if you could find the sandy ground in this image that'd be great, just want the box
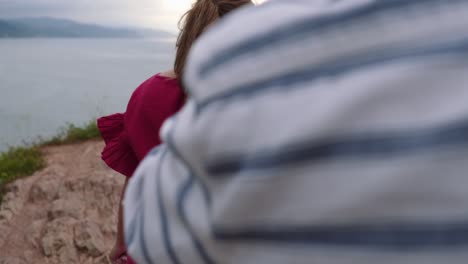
[0,140,124,264]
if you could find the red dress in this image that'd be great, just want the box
[97,74,185,264]
[97,74,185,177]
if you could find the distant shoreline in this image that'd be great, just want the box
[0,17,175,39]
[0,36,177,41]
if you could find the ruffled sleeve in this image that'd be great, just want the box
[97,113,139,177]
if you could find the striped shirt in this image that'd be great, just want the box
[123,0,468,263]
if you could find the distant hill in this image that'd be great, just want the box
[0,20,30,37]
[0,17,174,38]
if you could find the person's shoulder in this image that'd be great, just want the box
[127,71,184,117]
[132,72,181,98]
[137,72,177,89]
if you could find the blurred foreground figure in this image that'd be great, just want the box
[124,0,468,263]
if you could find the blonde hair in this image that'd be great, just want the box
[174,0,252,80]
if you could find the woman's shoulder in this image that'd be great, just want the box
[138,71,180,94]
[128,72,182,105]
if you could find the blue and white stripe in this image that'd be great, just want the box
[124,0,468,263]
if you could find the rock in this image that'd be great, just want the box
[94,255,111,264]
[4,182,20,194]
[1,192,21,215]
[25,220,45,249]
[100,221,117,237]
[57,247,79,264]
[73,220,106,257]
[29,179,59,202]
[41,218,78,262]
[41,228,68,256]
[47,199,80,220]
[56,182,70,200]
[0,142,125,263]
[0,226,9,246]
[22,250,34,262]
[0,209,13,222]
[0,257,26,264]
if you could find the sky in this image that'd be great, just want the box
[0,0,194,32]
[0,0,266,33]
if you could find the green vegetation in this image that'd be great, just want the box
[0,146,45,204]
[42,120,100,146]
[0,120,100,204]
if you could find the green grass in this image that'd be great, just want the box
[0,120,101,204]
[42,120,100,146]
[0,146,45,204]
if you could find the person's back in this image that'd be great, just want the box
[124,0,468,263]
[98,1,253,262]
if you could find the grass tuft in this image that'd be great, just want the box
[0,120,101,204]
[42,120,100,146]
[0,146,45,204]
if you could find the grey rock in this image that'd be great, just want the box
[0,257,26,264]
[29,179,59,202]
[41,218,78,262]
[47,199,80,220]
[73,220,106,257]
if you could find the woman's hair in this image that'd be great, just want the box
[174,0,252,79]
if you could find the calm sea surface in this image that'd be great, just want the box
[0,38,175,152]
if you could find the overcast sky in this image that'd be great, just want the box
[0,0,194,32]
[0,0,267,32]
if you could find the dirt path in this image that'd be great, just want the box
[0,140,124,264]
